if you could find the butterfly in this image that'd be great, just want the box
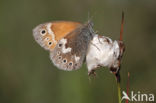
[33,21,94,71]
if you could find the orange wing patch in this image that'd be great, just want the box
[51,21,82,41]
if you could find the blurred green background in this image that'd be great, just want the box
[0,0,156,103]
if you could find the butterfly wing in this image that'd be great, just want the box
[50,21,94,71]
[33,21,82,51]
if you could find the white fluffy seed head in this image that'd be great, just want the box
[86,34,120,73]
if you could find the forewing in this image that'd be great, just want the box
[33,21,82,51]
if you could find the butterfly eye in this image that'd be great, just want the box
[48,41,52,46]
[63,59,67,64]
[40,29,46,36]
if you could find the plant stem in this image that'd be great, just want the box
[117,82,121,103]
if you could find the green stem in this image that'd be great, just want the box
[117,82,121,103]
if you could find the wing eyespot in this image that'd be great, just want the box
[44,37,49,42]
[63,59,67,64]
[48,41,52,46]
[58,56,62,59]
[75,64,78,66]
[58,44,62,48]
[69,62,73,66]
[57,51,60,55]
[45,37,49,41]
[40,29,47,36]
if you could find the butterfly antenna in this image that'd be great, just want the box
[120,11,124,41]
[88,11,91,21]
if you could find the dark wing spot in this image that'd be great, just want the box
[57,51,60,55]
[46,37,49,41]
[63,59,67,63]
[40,29,46,35]
[58,56,62,59]
[48,42,52,45]
[58,44,62,48]
[69,62,73,66]
[42,30,46,34]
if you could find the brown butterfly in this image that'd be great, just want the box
[33,21,94,71]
